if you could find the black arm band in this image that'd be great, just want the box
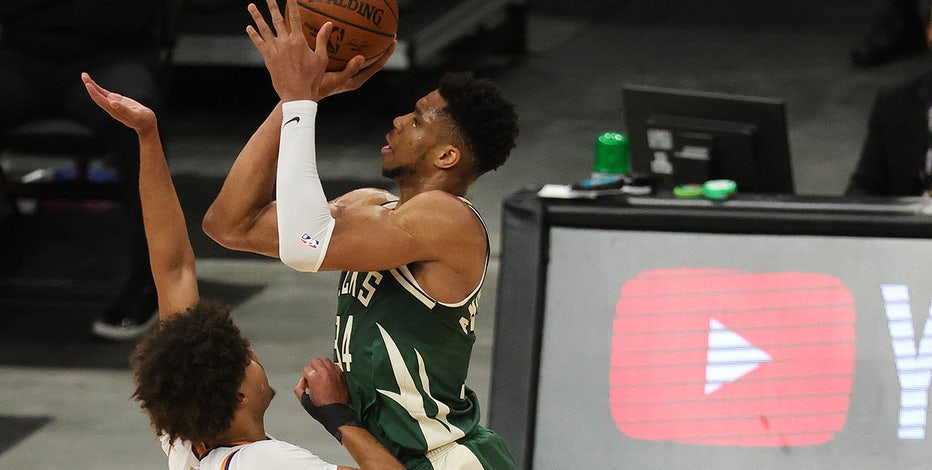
[300,392,360,443]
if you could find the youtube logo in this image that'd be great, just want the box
[610,268,856,447]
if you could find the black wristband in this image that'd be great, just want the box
[300,392,360,443]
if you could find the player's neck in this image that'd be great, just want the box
[211,416,267,447]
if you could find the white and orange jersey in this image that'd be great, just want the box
[159,434,337,470]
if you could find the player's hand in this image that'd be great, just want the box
[293,357,349,406]
[81,72,157,135]
[247,0,328,102]
[318,39,397,99]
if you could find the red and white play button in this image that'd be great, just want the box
[610,268,856,447]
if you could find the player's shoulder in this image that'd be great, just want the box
[396,191,484,248]
[403,190,474,213]
[397,190,481,227]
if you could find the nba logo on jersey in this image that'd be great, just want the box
[300,233,320,248]
[610,268,855,447]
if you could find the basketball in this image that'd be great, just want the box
[295,0,398,71]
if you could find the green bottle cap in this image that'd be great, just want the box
[594,132,630,175]
[673,184,704,199]
[702,179,737,200]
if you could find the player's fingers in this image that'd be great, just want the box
[81,72,103,95]
[314,22,333,61]
[247,3,274,41]
[309,357,330,375]
[82,73,116,104]
[83,82,109,111]
[340,55,365,80]
[84,88,130,125]
[88,82,123,113]
[348,40,395,87]
[303,361,315,378]
[323,55,363,93]
[293,376,308,399]
[246,25,264,49]
[82,76,106,102]
[307,357,341,379]
[267,0,286,34]
[286,0,302,34]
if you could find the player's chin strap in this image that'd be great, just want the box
[300,392,361,443]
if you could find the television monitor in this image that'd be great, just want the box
[623,84,794,194]
[490,190,932,469]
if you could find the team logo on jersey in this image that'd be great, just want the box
[300,233,320,248]
[610,268,855,447]
[375,324,467,447]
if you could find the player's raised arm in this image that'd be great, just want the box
[82,73,198,319]
[202,0,394,260]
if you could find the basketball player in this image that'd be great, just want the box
[203,0,520,468]
[81,72,403,470]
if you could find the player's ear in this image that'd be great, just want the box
[435,145,461,170]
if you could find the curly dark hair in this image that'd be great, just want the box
[130,300,251,444]
[437,72,519,175]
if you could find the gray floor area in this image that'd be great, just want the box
[1,0,929,468]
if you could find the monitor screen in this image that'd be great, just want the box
[623,84,794,194]
[489,191,932,469]
[530,227,931,468]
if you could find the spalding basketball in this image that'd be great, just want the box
[295,0,398,71]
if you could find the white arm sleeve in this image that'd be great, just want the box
[277,100,335,272]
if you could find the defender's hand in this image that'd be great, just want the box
[82,72,157,135]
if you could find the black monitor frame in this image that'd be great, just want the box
[623,84,794,194]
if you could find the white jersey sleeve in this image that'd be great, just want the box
[276,100,335,273]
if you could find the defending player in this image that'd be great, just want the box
[81,72,403,470]
[203,0,520,468]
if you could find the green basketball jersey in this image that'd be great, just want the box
[333,198,488,460]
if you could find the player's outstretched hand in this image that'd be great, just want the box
[82,72,156,135]
[293,357,349,406]
[247,0,328,102]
